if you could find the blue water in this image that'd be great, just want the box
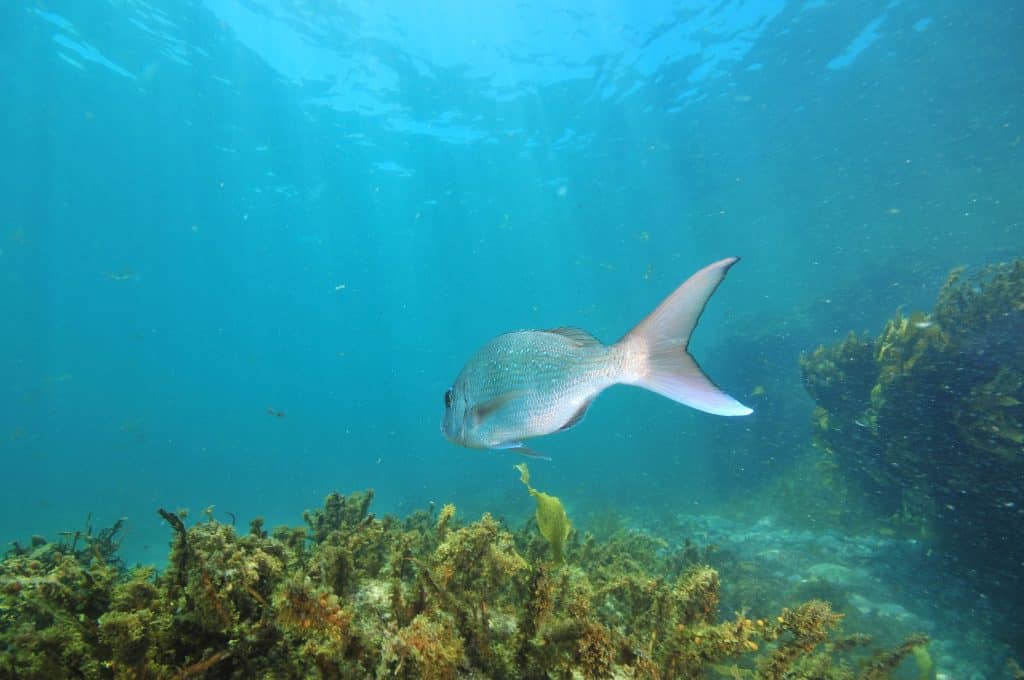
[3,0,1022,672]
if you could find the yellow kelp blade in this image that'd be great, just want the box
[515,463,571,563]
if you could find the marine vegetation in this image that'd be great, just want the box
[515,462,571,563]
[0,490,935,679]
[801,260,1024,616]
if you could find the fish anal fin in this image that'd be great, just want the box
[471,392,522,426]
[545,326,601,347]
[557,398,594,432]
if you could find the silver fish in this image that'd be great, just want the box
[441,257,752,456]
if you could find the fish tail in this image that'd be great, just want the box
[617,257,753,416]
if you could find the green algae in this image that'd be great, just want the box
[515,462,571,563]
[800,260,1024,591]
[0,492,935,679]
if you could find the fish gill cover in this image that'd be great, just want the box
[2,0,1023,677]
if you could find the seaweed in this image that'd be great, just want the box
[515,463,572,563]
[0,492,935,679]
[800,259,1024,640]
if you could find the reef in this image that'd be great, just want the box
[800,260,1024,616]
[0,488,937,679]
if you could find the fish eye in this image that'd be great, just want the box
[444,388,454,409]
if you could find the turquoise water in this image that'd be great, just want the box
[3,1,1022,673]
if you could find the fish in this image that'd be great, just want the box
[441,257,752,456]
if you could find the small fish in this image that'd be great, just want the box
[441,257,752,456]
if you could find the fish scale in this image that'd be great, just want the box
[461,331,619,445]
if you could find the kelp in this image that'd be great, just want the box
[515,462,572,563]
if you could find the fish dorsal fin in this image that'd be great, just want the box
[471,391,522,426]
[545,327,601,347]
[557,398,594,432]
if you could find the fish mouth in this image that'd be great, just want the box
[440,419,466,447]
[440,419,457,444]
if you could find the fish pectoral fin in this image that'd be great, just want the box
[470,391,523,427]
[516,446,551,461]
[493,441,551,461]
[557,398,594,432]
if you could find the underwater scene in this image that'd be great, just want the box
[2,0,1023,677]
